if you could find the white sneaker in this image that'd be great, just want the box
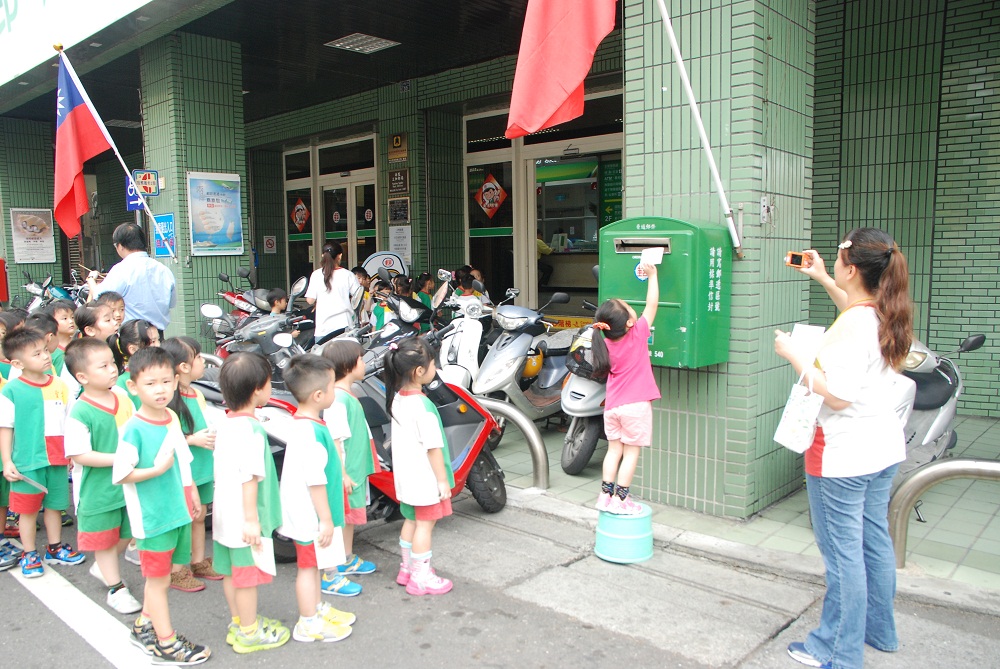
[124,544,140,566]
[107,586,142,614]
[89,561,109,586]
[292,618,352,643]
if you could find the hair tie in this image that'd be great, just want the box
[885,247,894,259]
[388,342,398,351]
[592,322,611,331]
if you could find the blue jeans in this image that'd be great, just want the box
[805,464,900,669]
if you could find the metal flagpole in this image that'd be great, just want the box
[57,48,176,261]
[652,0,744,258]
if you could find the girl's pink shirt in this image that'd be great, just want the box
[604,315,661,411]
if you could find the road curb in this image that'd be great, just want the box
[506,486,1000,617]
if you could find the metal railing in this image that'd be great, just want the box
[475,397,549,490]
[888,458,1000,568]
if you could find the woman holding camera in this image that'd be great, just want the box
[775,228,912,669]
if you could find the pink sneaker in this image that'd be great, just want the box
[396,565,411,586]
[406,571,452,596]
[607,496,644,516]
[595,492,613,512]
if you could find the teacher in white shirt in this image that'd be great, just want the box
[305,242,361,346]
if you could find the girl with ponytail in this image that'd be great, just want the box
[304,241,362,345]
[774,227,913,669]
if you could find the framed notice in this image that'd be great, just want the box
[388,168,409,195]
[187,172,244,256]
[389,225,411,264]
[9,208,56,263]
[388,197,410,224]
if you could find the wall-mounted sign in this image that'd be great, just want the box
[9,208,56,263]
[263,235,277,254]
[389,225,411,265]
[187,171,244,256]
[132,169,160,196]
[388,197,410,224]
[388,168,409,195]
[152,213,176,258]
[388,133,408,163]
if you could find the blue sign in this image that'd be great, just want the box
[126,175,143,211]
[153,213,176,258]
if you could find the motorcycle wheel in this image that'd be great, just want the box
[466,450,506,513]
[485,417,506,451]
[561,416,602,475]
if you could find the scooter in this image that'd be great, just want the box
[560,300,609,474]
[217,267,270,329]
[472,291,573,422]
[435,268,498,389]
[896,333,986,486]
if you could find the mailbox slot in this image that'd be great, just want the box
[614,237,671,255]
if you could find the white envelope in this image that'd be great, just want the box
[251,536,276,576]
[313,526,346,570]
[640,246,664,265]
[791,323,827,365]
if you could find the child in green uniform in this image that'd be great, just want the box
[0,326,84,577]
[163,336,221,590]
[44,300,78,375]
[94,291,126,330]
[74,303,118,341]
[110,319,161,410]
[213,352,290,653]
[0,312,24,559]
[279,355,355,642]
[322,340,380,576]
[112,347,210,665]
[64,338,141,614]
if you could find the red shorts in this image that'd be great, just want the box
[344,505,367,525]
[295,541,318,569]
[401,498,453,521]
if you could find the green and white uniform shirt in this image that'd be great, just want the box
[0,376,70,471]
[327,389,380,510]
[112,410,193,539]
[116,370,141,409]
[65,387,134,513]
[212,413,282,548]
[180,387,213,486]
[389,391,455,507]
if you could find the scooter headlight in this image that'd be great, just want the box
[472,356,520,393]
[903,350,927,370]
[494,312,527,331]
[398,301,422,324]
[465,302,483,319]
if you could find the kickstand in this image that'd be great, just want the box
[913,499,926,523]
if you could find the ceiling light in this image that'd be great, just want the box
[324,33,400,55]
[89,42,103,48]
[17,81,29,86]
[136,15,150,21]
[106,119,143,129]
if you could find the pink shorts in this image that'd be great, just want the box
[295,542,318,569]
[344,505,367,525]
[604,401,653,446]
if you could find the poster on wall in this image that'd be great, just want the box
[9,208,56,263]
[187,172,244,256]
[389,225,411,265]
[152,213,177,259]
[388,197,409,224]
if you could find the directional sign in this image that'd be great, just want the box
[126,175,143,211]
[131,169,160,196]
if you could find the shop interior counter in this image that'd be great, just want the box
[544,250,598,289]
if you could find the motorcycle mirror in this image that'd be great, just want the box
[472,280,485,293]
[959,334,986,353]
[22,270,32,281]
[550,291,571,304]
[200,303,224,319]
[41,276,53,290]
[218,272,231,284]
[377,266,394,283]
[437,268,452,282]
[237,267,251,279]
[506,288,519,298]
[272,332,294,348]
[591,265,600,282]
[290,276,308,298]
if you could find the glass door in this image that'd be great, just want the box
[322,177,377,270]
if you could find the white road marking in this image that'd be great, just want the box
[10,565,149,668]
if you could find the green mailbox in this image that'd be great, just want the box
[598,217,731,368]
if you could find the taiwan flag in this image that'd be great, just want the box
[54,52,113,238]
[505,0,617,139]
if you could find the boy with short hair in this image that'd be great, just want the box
[212,352,290,654]
[112,347,210,665]
[44,300,79,376]
[94,291,126,330]
[321,340,380,578]
[0,326,84,577]
[64,337,142,614]
[279,355,354,643]
[266,288,289,315]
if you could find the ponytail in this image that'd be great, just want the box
[840,228,913,370]
[590,299,632,379]
[381,337,432,418]
[321,242,344,291]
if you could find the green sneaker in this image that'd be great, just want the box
[226,616,285,645]
[232,619,291,654]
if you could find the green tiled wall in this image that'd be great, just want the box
[139,32,252,345]
[248,149,287,292]
[624,0,814,517]
[813,0,998,416]
[0,118,65,306]
[425,109,466,271]
[930,2,1000,416]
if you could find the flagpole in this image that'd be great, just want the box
[55,47,177,261]
[652,1,744,258]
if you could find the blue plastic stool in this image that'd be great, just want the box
[595,503,654,564]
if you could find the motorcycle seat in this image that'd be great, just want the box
[532,329,575,357]
[903,368,955,411]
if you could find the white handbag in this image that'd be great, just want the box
[774,369,825,454]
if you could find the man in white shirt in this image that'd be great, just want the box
[87,223,177,333]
